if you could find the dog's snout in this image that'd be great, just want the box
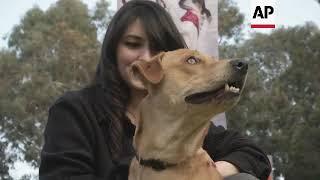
[230,59,248,74]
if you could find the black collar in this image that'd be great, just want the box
[135,154,177,171]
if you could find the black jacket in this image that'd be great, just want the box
[39,86,271,180]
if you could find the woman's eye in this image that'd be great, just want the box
[125,42,142,48]
[186,57,200,64]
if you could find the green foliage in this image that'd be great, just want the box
[0,0,112,177]
[218,0,244,43]
[223,23,320,179]
[0,140,14,180]
[91,0,114,35]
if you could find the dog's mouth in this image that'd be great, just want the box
[185,81,244,104]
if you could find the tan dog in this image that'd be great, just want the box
[127,49,248,180]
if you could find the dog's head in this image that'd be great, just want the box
[128,49,247,118]
[127,49,248,161]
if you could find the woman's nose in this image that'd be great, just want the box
[139,49,152,60]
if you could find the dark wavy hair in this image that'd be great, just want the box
[92,0,187,161]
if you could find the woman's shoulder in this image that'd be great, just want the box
[49,85,107,121]
[46,85,111,137]
[42,86,110,171]
[51,85,103,109]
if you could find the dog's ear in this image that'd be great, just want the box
[129,52,165,90]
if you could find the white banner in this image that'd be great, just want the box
[118,0,226,127]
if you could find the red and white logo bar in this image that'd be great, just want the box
[250,24,275,28]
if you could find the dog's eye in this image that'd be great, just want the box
[186,57,200,65]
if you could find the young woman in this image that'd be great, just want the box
[39,1,271,180]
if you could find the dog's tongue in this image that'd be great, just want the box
[213,88,227,99]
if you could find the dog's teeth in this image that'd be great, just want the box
[229,86,240,93]
[225,84,240,93]
[225,84,230,91]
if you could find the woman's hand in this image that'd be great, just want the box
[215,161,239,177]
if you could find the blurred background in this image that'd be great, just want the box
[0,0,319,179]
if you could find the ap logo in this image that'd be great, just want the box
[250,0,276,28]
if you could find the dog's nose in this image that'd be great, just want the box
[230,59,248,74]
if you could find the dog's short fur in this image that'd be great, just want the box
[127,49,248,180]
